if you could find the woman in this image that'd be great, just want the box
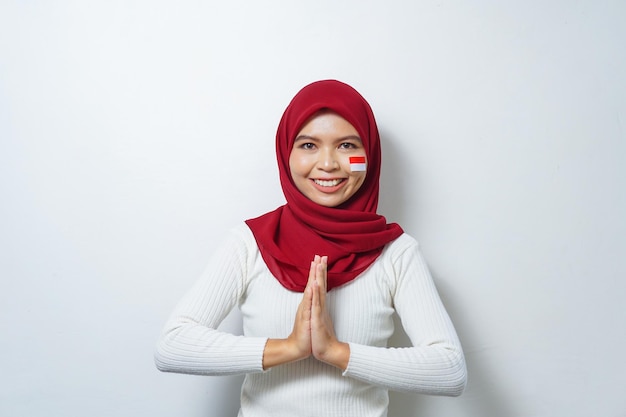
[155,80,466,416]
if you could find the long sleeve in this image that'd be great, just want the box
[342,235,467,396]
[154,227,268,376]
[155,227,465,416]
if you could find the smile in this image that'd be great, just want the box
[313,179,345,187]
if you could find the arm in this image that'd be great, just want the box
[154,227,268,376]
[155,226,317,375]
[343,237,467,395]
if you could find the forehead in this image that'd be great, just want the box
[296,110,359,136]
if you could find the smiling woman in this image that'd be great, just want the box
[155,80,466,417]
[289,111,367,207]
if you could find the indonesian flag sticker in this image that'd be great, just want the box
[349,156,367,172]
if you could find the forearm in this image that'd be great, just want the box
[344,342,466,396]
[155,318,268,376]
[262,338,310,369]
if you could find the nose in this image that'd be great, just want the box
[317,149,339,171]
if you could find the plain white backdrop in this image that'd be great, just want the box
[1,1,624,416]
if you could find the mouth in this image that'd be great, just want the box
[313,178,345,187]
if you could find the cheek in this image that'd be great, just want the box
[289,151,317,172]
[345,155,367,190]
[342,154,368,175]
[289,152,309,178]
[353,172,367,190]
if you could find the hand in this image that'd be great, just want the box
[262,261,315,369]
[310,255,350,369]
[286,259,317,359]
[263,256,349,370]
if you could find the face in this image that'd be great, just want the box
[289,111,367,207]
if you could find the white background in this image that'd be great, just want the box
[1,1,624,416]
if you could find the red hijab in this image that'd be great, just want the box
[245,80,403,292]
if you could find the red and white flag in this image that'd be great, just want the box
[349,156,367,172]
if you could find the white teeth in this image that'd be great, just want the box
[314,179,343,187]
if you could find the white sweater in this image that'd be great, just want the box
[155,224,466,417]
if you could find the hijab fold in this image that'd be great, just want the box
[246,80,403,292]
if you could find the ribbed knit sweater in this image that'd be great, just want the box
[155,224,466,417]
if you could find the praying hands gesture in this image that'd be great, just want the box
[262,255,350,370]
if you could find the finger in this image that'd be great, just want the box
[311,276,321,310]
[307,260,316,284]
[302,262,316,318]
[321,256,328,292]
[316,256,328,304]
[310,281,320,336]
[306,260,320,296]
[315,263,326,310]
[301,285,312,322]
[315,256,325,283]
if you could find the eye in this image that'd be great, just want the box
[338,142,358,150]
[299,142,316,150]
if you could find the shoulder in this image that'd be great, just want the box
[230,222,256,242]
[218,223,257,246]
[381,232,420,260]
[377,232,430,284]
[209,223,259,263]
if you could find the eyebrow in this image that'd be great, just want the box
[294,134,362,143]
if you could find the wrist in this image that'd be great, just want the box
[286,335,312,362]
[263,338,310,370]
[318,341,350,371]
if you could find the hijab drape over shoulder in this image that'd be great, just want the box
[246,80,403,292]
